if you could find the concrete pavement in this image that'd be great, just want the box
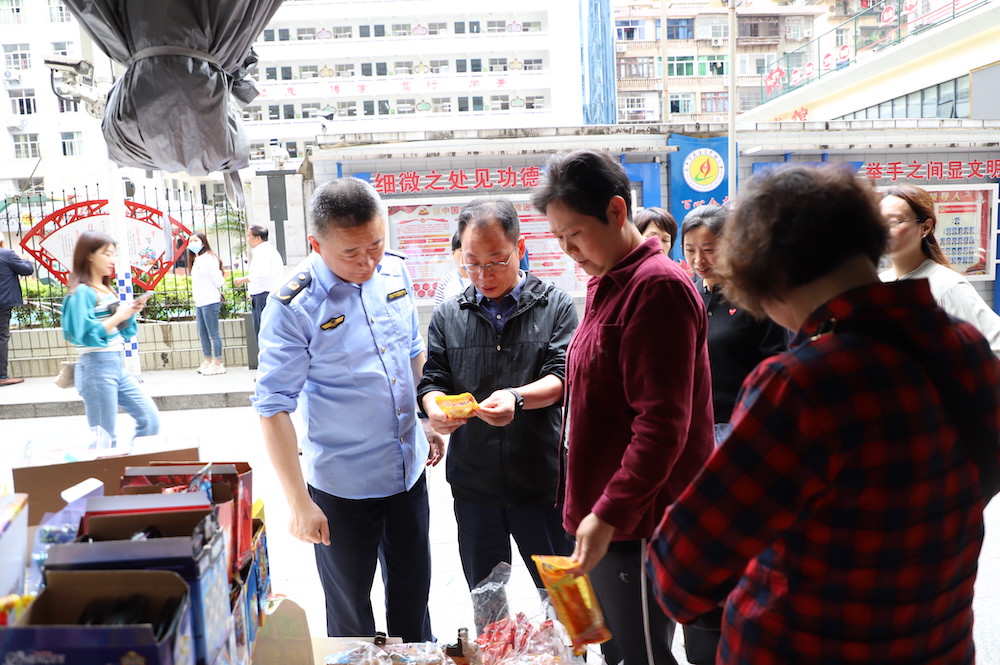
[1,367,998,663]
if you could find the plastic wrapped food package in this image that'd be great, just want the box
[435,393,481,419]
[531,556,611,655]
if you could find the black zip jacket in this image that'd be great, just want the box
[418,273,578,505]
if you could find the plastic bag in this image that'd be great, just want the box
[531,556,611,656]
[435,392,480,418]
[471,561,512,636]
[25,479,104,594]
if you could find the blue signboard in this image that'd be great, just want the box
[667,134,731,232]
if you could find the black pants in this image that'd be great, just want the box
[589,540,678,665]
[308,474,433,642]
[453,498,573,591]
[0,305,11,377]
[251,291,269,337]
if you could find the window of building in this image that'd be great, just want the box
[669,92,694,113]
[297,27,316,41]
[737,53,775,75]
[835,28,849,47]
[891,96,906,118]
[48,0,70,22]
[618,57,658,79]
[394,61,413,74]
[457,96,484,111]
[666,18,693,40]
[243,105,263,121]
[695,16,728,40]
[396,98,416,114]
[51,41,71,56]
[359,25,371,38]
[363,100,375,116]
[361,62,373,76]
[10,88,34,114]
[378,99,390,115]
[285,142,298,158]
[13,133,39,159]
[58,97,78,113]
[738,87,761,112]
[429,59,449,74]
[956,75,969,117]
[785,52,805,69]
[455,59,467,73]
[454,21,466,34]
[427,22,448,35]
[698,55,728,76]
[525,95,544,109]
[937,78,955,118]
[1,0,22,25]
[4,43,30,70]
[487,20,506,33]
[337,100,357,117]
[335,64,355,77]
[522,20,543,32]
[278,28,290,41]
[616,20,648,41]
[391,23,411,37]
[666,55,694,77]
[490,94,510,110]
[250,142,266,159]
[61,131,83,156]
[470,58,482,73]
[283,103,295,119]
[331,26,352,39]
[373,24,386,37]
[784,17,803,40]
[375,62,388,76]
[301,102,320,118]
[262,28,275,41]
[489,57,508,72]
[738,16,779,38]
[299,65,318,78]
[264,66,277,81]
[458,96,469,112]
[921,85,936,117]
[280,66,292,80]
[430,97,451,112]
[268,105,280,120]
[701,91,728,113]
[523,58,543,71]
[468,21,481,34]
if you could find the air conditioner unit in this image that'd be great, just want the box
[711,37,725,46]
[6,115,27,129]
[3,70,21,83]
[616,43,628,52]
[803,29,813,38]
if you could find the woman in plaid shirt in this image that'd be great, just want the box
[648,165,1000,664]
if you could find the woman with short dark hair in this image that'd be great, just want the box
[648,165,1000,664]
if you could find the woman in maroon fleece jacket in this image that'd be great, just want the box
[532,149,714,665]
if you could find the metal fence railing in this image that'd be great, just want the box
[1,185,252,330]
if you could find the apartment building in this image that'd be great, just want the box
[613,0,837,123]
[242,0,586,169]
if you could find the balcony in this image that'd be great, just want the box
[618,109,660,123]
[618,77,662,91]
[615,39,660,54]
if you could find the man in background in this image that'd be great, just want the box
[0,235,33,386]
[234,224,285,339]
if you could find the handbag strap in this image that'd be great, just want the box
[831,317,998,504]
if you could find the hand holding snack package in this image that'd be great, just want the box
[531,555,612,655]
[435,393,481,419]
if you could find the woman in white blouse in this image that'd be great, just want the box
[880,184,1000,357]
[187,232,227,374]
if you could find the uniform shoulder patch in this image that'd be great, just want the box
[274,272,311,305]
[387,288,407,302]
[384,248,408,260]
[320,315,345,330]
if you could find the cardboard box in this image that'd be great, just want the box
[251,517,271,622]
[79,491,212,535]
[12,440,200,525]
[253,597,313,665]
[0,569,195,665]
[0,494,28,597]
[44,508,230,665]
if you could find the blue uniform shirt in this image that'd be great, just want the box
[252,251,428,500]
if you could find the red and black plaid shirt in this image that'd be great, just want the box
[648,279,1000,664]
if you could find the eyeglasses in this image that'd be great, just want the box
[885,218,921,229]
[462,249,517,274]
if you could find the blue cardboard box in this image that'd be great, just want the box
[43,508,230,665]
[0,569,194,665]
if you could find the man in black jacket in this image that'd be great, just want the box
[419,197,578,598]
[0,235,33,386]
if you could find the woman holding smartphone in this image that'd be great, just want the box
[61,230,160,447]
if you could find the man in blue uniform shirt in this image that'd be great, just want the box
[252,177,443,642]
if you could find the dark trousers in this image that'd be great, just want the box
[308,474,433,642]
[589,540,678,665]
[251,291,269,337]
[453,498,573,591]
[0,305,12,377]
[681,613,722,665]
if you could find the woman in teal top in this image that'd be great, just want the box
[61,230,159,447]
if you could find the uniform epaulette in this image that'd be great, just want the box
[384,249,408,260]
[273,271,312,305]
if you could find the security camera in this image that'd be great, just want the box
[43,55,93,78]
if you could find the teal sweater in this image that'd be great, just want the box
[62,284,137,347]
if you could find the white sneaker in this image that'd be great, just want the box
[205,363,226,376]
[197,360,210,374]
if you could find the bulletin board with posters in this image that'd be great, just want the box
[877,183,998,281]
[387,197,590,299]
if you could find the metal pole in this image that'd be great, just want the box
[728,0,737,202]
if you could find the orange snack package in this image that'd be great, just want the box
[435,392,481,418]
[531,555,612,655]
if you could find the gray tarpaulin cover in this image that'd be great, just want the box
[62,0,283,208]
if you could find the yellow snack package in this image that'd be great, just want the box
[435,392,480,418]
[532,555,612,655]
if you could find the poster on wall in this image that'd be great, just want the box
[387,197,591,299]
[876,183,998,281]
